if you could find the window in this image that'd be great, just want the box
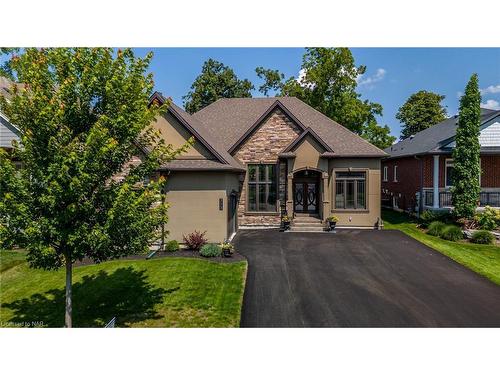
[247,164,277,212]
[335,171,366,210]
[383,166,388,182]
[445,159,454,187]
[393,165,398,182]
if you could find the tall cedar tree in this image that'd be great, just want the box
[451,74,482,219]
[396,90,447,139]
[0,48,188,327]
[255,48,395,149]
[183,58,254,113]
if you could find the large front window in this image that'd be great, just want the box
[247,164,277,212]
[335,171,366,210]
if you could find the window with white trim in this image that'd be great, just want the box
[393,165,398,182]
[445,159,454,187]
[383,166,388,182]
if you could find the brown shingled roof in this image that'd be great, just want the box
[192,97,387,158]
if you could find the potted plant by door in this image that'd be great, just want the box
[281,214,291,231]
[326,215,339,231]
[220,241,235,257]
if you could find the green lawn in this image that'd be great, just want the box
[0,251,247,328]
[383,209,500,285]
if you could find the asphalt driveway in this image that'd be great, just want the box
[234,229,500,327]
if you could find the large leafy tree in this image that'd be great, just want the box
[0,48,20,80]
[183,58,254,113]
[451,74,481,219]
[255,48,394,148]
[0,48,187,327]
[396,90,447,139]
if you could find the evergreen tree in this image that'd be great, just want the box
[451,74,481,219]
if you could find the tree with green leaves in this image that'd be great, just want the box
[361,121,396,150]
[183,58,254,113]
[0,48,187,327]
[451,74,481,219]
[396,90,447,139]
[0,48,20,80]
[255,48,394,149]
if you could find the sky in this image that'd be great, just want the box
[133,48,500,138]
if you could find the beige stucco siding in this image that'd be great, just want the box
[164,171,240,243]
[288,135,328,172]
[152,112,214,159]
[329,158,381,227]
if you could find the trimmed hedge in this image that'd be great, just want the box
[166,240,180,252]
[471,230,495,245]
[427,221,446,237]
[420,210,454,228]
[200,244,221,258]
[440,225,463,242]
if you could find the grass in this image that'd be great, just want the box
[383,209,500,285]
[0,250,247,328]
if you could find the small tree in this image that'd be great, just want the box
[0,48,187,327]
[396,90,447,139]
[451,74,482,219]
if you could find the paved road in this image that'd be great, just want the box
[234,229,500,327]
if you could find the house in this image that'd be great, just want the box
[382,108,500,213]
[150,93,386,242]
[0,77,21,153]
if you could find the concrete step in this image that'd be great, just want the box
[289,226,326,232]
[293,217,322,223]
[292,221,325,227]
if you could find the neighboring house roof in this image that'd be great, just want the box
[0,77,21,149]
[385,108,500,159]
[150,93,245,172]
[192,97,387,158]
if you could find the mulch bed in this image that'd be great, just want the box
[74,249,246,267]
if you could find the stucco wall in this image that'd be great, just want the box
[163,171,240,243]
[151,112,214,159]
[329,158,381,227]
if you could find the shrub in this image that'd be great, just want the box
[471,230,495,245]
[427,221,446,236]
[183,230,207,251]
[420,210,453,228]
[475,206,500,231]
[165,240,179,252]
[200,243,221,258]
[440,225,463,242]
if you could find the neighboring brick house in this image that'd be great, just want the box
[382,108,500,213]
[150,93,386,242]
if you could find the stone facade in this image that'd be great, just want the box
[233,108,301,225]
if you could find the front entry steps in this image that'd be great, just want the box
[289,216,326,232]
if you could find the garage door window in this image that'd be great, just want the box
[247,164,277,212]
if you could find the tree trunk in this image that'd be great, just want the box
[64,253,72,328]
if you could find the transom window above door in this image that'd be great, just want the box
[247,164,277,212]
[335,171,367,210]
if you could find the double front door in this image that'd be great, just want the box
[293,180,319,213]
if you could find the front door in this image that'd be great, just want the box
[293,181,319,213]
